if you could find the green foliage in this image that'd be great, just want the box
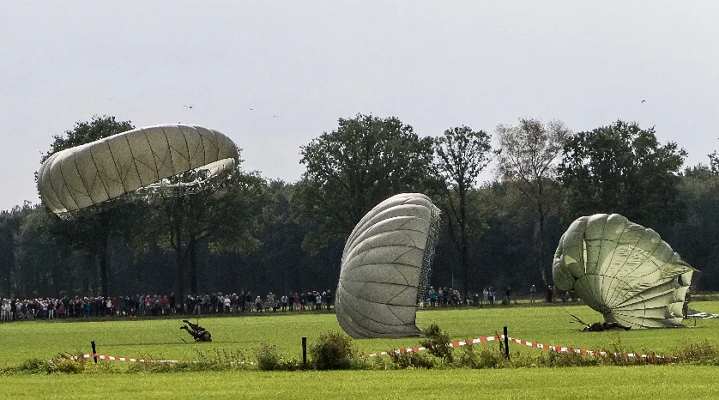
[145,164,272,297]
[254,344,302,371]
[0,204,30,298]
[433,125,493,298]
[47,353,90,374]
[419,323,453,363]
[709,151,719,174]
[496,118,571,184]
[296,113,436,250]
[9,205,66,298]
[495,118,571,281]
[388,350,434,369]
[127,348,252,373]
[16,357,53,374]
[455,342,508,369]
[434,125,492,191]
[675,340,719,364]
[309,331,357,370]
[668,170,719,290]
[37,115,137,297]
[7,354,87,375]
[254,343,283,370]
[558,120,687,230]
[40,115,135,163]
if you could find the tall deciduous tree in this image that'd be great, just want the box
[433,126,492,298]
[147,162,270,304]
[40,116,135,296]
[13,205,66,298]
[495,118,571,283]
[0,203,30,297]
[558,120,687,231]
[670,163,719,289]
[297,114,435,250]
[709,148,719,174]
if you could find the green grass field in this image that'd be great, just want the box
[1,301,718,399]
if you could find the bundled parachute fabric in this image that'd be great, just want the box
[552,214,696,329]
[335,193,441,339]
[37,124,238,217]
[686,308,719,319]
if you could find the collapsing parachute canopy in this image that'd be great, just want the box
[335,193,441,339]
[37,124,238,217]
[552,214,696,329]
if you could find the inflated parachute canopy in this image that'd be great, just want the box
[335,193,441,339]
[37,124,238,217]
[552,213,696,329]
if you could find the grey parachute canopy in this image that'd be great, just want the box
[335,193,441,339]
[37,124,238,217]
[552,213,696,328]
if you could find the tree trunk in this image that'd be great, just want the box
[99,232,109,296]
[189,233,197,295]
[4,255,13,298]
[536,178,548,285]
[173,214,186,313]
[538,205,547,284]
[459,184,469,301]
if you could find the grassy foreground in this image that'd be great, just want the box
[1,301,718,399]
[3,366,719,400]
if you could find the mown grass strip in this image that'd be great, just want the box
[2,366,718,400]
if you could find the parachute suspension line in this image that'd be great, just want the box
[546,300,590,327]
[417,206,441,305]
[558,303,589,326]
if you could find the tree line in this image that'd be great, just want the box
[1,114,718,304]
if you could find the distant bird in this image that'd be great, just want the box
[641,100,646,103]
[249,108,254,111]
[272,115,278,118]
[184,105,193,109]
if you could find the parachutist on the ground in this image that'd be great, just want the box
[582,322,631,332]
[180,320,212,342]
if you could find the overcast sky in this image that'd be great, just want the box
[1,0,717,212]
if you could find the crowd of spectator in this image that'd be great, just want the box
[425,286,511,307]
[1,284,558,323]
[0,290,334,322]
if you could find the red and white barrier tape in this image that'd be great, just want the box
[68,354,179,363]
[505,336,676,360]
[366,335,498,357]
[60,334,675,364]
[64,353,255,365]
[367,335,675,360]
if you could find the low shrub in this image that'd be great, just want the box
[51,354,87,374]
[3,353,88,375]
[389,350,434,369]
[127,349,252,372]
[539,350,601,367]
[309,332,357,370]
[16,357,53,374]
[456,343,507,369]
[420,323,453,364]
[675,340,719,364]
[254,344,302,371]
